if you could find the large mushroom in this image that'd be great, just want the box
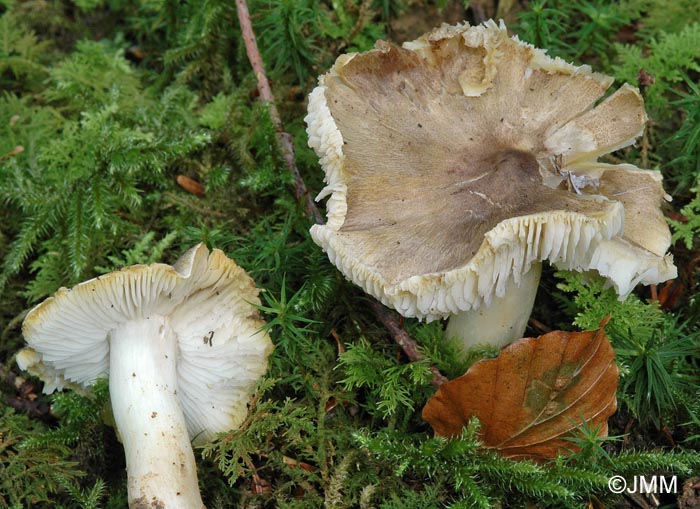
[16,244,273,508]
[305,21,676,356]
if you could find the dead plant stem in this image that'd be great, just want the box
[234,0,446,386]
[235,0,323,225]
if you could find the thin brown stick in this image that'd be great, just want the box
[346,0,372,45]
[649,283,658,302]
[235,0,446,387]
[368,302,421,361]
[470,3,488,24]
[528,317,552,335]
[243,454,271,495]
[235,0,323,225]
[0,145,24,160]
[369,301,448,388]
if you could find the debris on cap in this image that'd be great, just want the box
[306,20,676,324]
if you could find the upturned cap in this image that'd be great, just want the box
[17,244,273,442]
[306,21,675,321]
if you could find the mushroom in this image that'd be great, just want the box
[305,21,676,357]
[16,244,273,509]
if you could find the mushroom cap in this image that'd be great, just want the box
[306,21,676,321]
[17,243,273,442]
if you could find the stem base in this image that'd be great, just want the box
[109,317,205,509]
[445,263,542,358]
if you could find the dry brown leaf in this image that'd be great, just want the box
[422,326,619,461]
[176,175,205,197]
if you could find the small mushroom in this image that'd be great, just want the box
[305,21,676,357]
[16,244,273,508]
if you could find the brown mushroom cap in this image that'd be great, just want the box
[306,21,676,321]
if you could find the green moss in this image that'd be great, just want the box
[1,1,700,507]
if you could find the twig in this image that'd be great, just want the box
[368,302,421,361]
[649,283,658,302]
[243,454,270,495]
[528,317,552,335]
[235,0,323,225]
[345,0,372,45]
[235,0,447,387]
[470,2,488,24]
[369,301,447,388]
[661,425,676,448]
[0,145,24,160]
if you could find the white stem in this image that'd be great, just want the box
[445,262,542,358]
[109,317,205,509]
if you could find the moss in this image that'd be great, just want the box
[1,1,699,507]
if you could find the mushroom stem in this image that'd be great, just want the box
[109,317,205,509]
[445,262,542,357]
